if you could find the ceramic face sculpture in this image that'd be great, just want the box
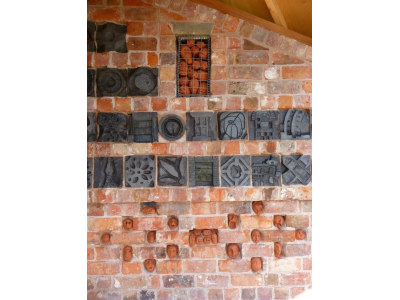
[228,214,238,229]
[252,201,263,215]
[123,246,133,261]
[168,217,178,230]
[202,229,211,236]
[167,245,178,258]
[147,231,156,243]
[211,233,218,244]
[193,229,202,236]
[273,215,284,229]
[196,235,203,245]
[204,236,212,244]
[142,206,157,215]
[274,242,282,259]
[101,233,110,243]
[251,257,262,272]
[123,218,133,230]
[189,233,195,247]
[295,229,306,240]
[251,230,261,244]
[144,259,156,273]
[226,243,240,259]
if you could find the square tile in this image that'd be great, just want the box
[125,155,156,188]
[87,112,98,142]
[248,110,280,140]
[96,68,127,97]
[87,69,95,97]
[87,157,93,189]
[218,111,248,140]
[221,155,251,187]
[96,22,127,53]
[279,109,311,140]
[97,113,127,143]
[158,156,187,186]
[186,112,217,141]
[128,112,158,143]
[282,155,311,185]
[87,21,96,52]
[94,157,123,188]
[252,155,282,186]
[189,156,219,187]
[127,67,158,96]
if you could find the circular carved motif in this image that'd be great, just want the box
[97,69,125,95]
[159,114,186,141]
[128,68,157,96]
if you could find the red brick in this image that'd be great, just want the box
[208,97,223,111]
[225,187,244,201]
[123,0,152,5]
[208,289,223,300]
[294,95,311,108]
[191,245,226,259]
[188,142,205,156]
[225,96,241,110]
[132,188,153,202]
[230,51,268,64]
[94,53,109,67]
[262,230,296,242]
[169,0,186,11]
[170,98,187,111]
[243,97,259,110]
[241,141,260,155]
[268,80,301,94]
[88,232,100,246]
[285,244,311,256]
[282,66,312,79]
[88,7,121,21]
[158,202,190,215]
[211,36,226,49]
[94,144,112,157]
[209,188,227,202]
[127,22,144,36]
[205,141,222,155]
[87,204,104,216]
[271,52,304,65]
[122,262,142,274]
[150,97,167,111]
[171,188,189,202]
[242,244,273,257]
[190,188,209,202]
[133,97,150,111]
[152,143,168,155]
[88,217,121,231]
[160,8,189,21]
[231,274,263,286]
[113,98,131,112]
[181,1,197,18]
[223,141,240,155]
[87,0,102,4]
[195,216,227,229]
[264,66,280,80]
[153,188,170,202]
[240,216,273,229]
[158,290,173,300]
[95,247,120,260]
[107,0,121,6]
[189,97,206,111]
[87,248,94,260]
[281,273,311,286]
[302,80,312,93]
[95,189,114,204]
[104,203,139,216]
[147,52,158,66]
[197,275,229,288]
[218,260,250,273]
[129,52,145,67]
[210,81,227,95]
[278,95,293,109]
[184,260,216,273]
[264,200,298,213]
[168,143,187,155]
[87,53,93,68]
[111,53,128,68]
[218,230,250,243]
[286,215,310,228]
[111,231,146,244]
[229,66,262,80]
[211,51,227,64]
[192,202,216,215]
[156,231,189,245]
[156,260,183,274]
[132,217,167,230]
[270,258,301,272]
[223,15,241,32]
[97,98,113,112]
[160,36,176,51]
[159,82,175,96]
[160,22,174,35]
[88,262,119,275]
[260,141,278,154]
[127,37,157,51]
[124,7,157,21]
[162,275,194,288]
[211,66,227,80]
[143,22,158,35]
[228,37,241,50]
[303,257,312,270]
[260,96,277,109]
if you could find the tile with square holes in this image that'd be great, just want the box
[282,155,311,185]
[221,155,251,187]
[125,155,156,188]
[96,68,127,97]
[127,67,158,96]
[87,69,95,97]
[279,109,311,140]
[218,111,248,140]
[93,157,123,188]
[96,22,127,53]
[87,21,96,52]
[97,113,127,142]
[248,111,280,140]
[157,156,187,187]
[186,112,217,141]
[127,112,158,143]
[87,112,98,142]
[189,156,219,187]
[252,155,282,186]
[87,157,93,189]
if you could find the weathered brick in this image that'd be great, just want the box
[225,96,241,110]
[224,289,240,300]
[264,273,279,286]
[269,258,301,272]
[231,274,263,286]
[302,80,312,93]
[157,260,183,274]
[228,82,248,94]
[284,244,311,256]
[262,230,296,242]
[112,53,128,67]
[132,189,153,202]
[111,231,146,244]
[264,201,298,213]
[132,217,167,230]
[104,203,139,216]
[168,143,187,155]
[211,51,227,65]
[223,141,240,155]
[124,7,157,21]
[190,189,209,202]
[240,215,273,229]
[127,22,144,35]
[218,230,250,243]
[87,248,94,260]
[147,52,158,66]
[160,67,176,81]
[88,7,121,21]
[88,262,120,275]
[123,0,152,6]
[270,52,304,65]
[268,81,301,94]
[242,288,256,300]
[157,290,173,300]
[178,216,194,231]
[115,98,132,112]
[129,52,145,67]
[170,188,189,202]
[211,66,227,80]
[195,216,227,229]
[136,247,166,259]
[245,187,263,201]
[87,204,104,216]
[184,260,216,273]
[122,262,142,274]
[230,51,268,64]
[218,201,250,214]
[160,52,175,65]
[94,53,110,67]
[208,97,223,110]
[127,37,157,51]
[188,98,206,111]
[197,275,229,287]
[88,217,121,231]
[156,231,189,245]
[281,273,311,286]
[159,82,176,96]
[205,141,222,155]
[191,245,226,259]
[160,8,189,21]
[260,96,277,109]
[296,187,312,200]
[286,215,310,228]
[88,232,101,246]
[208,289,224,300]
[160,36,176,51]
[300,201,312,212]
[151,143,168,155]
[227,37,241,50]
[241,140,260,154]
[218,259,251,272]
[243,39,268,50]
[303,257,312,270]
[209,188,227,202]
[192,202,216,215]
[282,66,312,79]
[162,275,194,288]
[88,291,121,300]
[243,97,259,110]
[257,288,273,300]
[242,244,273,257]
[95,247,121,260]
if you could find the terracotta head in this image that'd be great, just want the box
[193,229,202,236]
[167,245,179,259]
[142,206,157,215]
[251,230,261,244]
[147,231,156,243]
[123,246,133,261]
[168,217,178,230]
[273,215,284,229]
[144,259,156,273]
[274,242,282,259]
[202,229,211,236]
[212,229,218,234]
[228,214,238,229]
[123,218,133,230]
[295,229,306,240]
[204,236,212,244]
[226,243,240,259]
[196,235,203,245]
[189,233,195,247]
[211,233,218,244]
[101,233,110,243]
[252,201,263,215]
[251,257,262,272]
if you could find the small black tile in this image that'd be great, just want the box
[96,68,127,97]
[186,112,217,141]
[94,157,123,188]
[282,155,311,185]
[87,21,96,52]
[159,114,186,141]
[127,67,158,96]
[87,112,98,142]
[87,157,93,189]
[248,110,280,140]
[221,155,251,187]
[279,109,311,140]
[96,22,127,53]
[218,111,248,140]
[125,155,155,188]
[189,156,219,187]
[87,69,95,97]
[158,156,187,186]
[252,155,282,186]
[128,112,158,143]
[97,113,127,143]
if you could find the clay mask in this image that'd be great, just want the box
[251,230,261,244]
[211,233,218,244]
[202,229,211,236]
[101,233,110,243]
[189,233,195,247]
[123,218,133,230]
[203,236,212,244]
[144,259,156,272]
[295,229,306,240]
[196,235,203,245]
[228,214,238,229]
[274,242,282,259]
[193,229,202,236]
[226,243,240,259]
[167,245,178,259]
[147,231,156,243]
[123,246,133,261]
[252,201,263,215]
[251,257,262,272]
[273,215,284,229]
[168,217,178,230]
[142,206,157,215]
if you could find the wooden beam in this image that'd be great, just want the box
[190,0,312,46]
[264,0,288,28]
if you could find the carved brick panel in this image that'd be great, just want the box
[189,156,219,187]
[159,114,186,141]
[279,109,311,140]
[96,22,127,53]
[125,155,156,188]
[221,156,251,187]
[186,112,217,141]
[96,68,127,97]
[158,156,188,186]
[87,21,96,52]
[249,110,280,140]
[87,157,93,189]
[128,112,158,143]
[97,113,127,143]
[282,155,311,185]
[87,69,95,97]
[218,111,248,140]
[252,155,282,186]
[94,157,123,188]
[127,67,158,96]
[87,112,98,142]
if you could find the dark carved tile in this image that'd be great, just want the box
[87,21,96,52]
[127,67,158,96]
[221,156,251,187]
[248,110,280,140]
[96,68,127,97]
[97,113,127,142]
[87,157,93,189]
[186,112,217,141]
[159,114,186,141]
[94,157,123,188]
[252,155,282,186]
[158,156,187,186]
[279,109,311,140]
[128,113,158,143]
[125,155,155,188]
[189,156,219,187]
[96,22,127,53]
[282,155,311,185]
[87,112,98,142]
[87,69,95,97]
[218,111,248,140]
[310,109,312,138]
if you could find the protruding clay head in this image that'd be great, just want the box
[123,246,133,261]
[226,243,240,259]
[142,206,157,215]
[147,231,156,244]
[211,233,218,244]
[273,215,285,229]
[193,229,202,236]
[204,236,212,244]
[295,229,306,240]
[252,201,263,215]
[228,214,238,229]
[251,230,261,244]
[167,245,178,259]
[202,229,211,236]
[144,259,156,273]
[251,257,262,272]
[101,233,110,243]
[212,229,218,234]
[196,235,204,245]
[168,217,178,230]
[274,242,282,259]
[189,233,195,247]
[123,218,133,230]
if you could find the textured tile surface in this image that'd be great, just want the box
[87,157,93,189]
[159,114,186,141]
[125,155,156,188]
[96,68,127,97]
[189,156,220,187]
[87,69,95,97]
[279,109,311,140]
[128,112,158,143]
[249,110,280,140]
[252,155,282,186]
[97,113,127,143]
[87,21,96,52]
[186,112,217,141]
[221,155,251,187]
[93,157,123,188]
[127,67,158,96]
[158,156,188,186]
[282,155,311,185]
[87,112,98,142]
[218,111,248,140]
[96,22,127,53]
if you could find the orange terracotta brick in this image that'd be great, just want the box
[168,143,187,155]
[94,53,110,67]
[151,143,168,155]
[170,98,187,111]
[223,141,240,155]
[243,97,259,110]
[112,53,128,67]
[88,217,122,231]
[225,96,241,110]
[241,141,259,155]
[151,97,167,111]
[282,66,312,79]
[129,52,146,67]
[228,37,241,50]
[87,52,93,67]
[88,8,121,22]
[88,262,120,275]
[127,22,144,35]
[184,260,216,273]
[133,97,150,111]
[302,80,312,93]
[87,248,94,260]
[156,260,183,274]
[94,144,112,156]
[188,142,205,156]
[195,216,227,229]
[231,274,263,286]
[122,262,142,274]
[97,98,113,112]
[278,95,294,109]
[209,188,226,202]
[147,52,158,66]
[192,202,216,215]
[115,98,132,112]
[189,98,206,111]
[223,16,241,33]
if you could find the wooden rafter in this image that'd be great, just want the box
[264,0,288,28]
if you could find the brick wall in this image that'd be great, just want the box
[87,0,312,299]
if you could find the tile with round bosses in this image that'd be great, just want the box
[252,155,282,186]
[218,111,248,140]
[189,156,219,187]
[186,112,217,141]
[96,68,127,97]
[125,155,156,188]
[279,109,311,140]
[128,112,158,143]
[96,22,127,53]
[159,114,186,141]
[87,69,95,97]
[157,156,187,186]
[87,112,97,142]
[93,157,123,188]
[221,156,251,187]
[127,67,158,96]
[282,155,311,185]
[249,110,280,140]
[97,113,127,143]
[87,21,96,52]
